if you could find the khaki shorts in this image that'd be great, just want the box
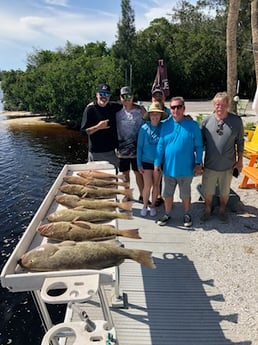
[202,168,233,196]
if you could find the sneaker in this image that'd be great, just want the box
[156,214,171,226]
[183,213,192,227]
[149,207,157,217]
[140,207,148,217]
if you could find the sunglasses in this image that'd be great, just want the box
[121,94,133,99]
[98,91,110,97]
[216,122,224,135]
[170,104,183,110]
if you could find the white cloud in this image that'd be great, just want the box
[44,0,69,7]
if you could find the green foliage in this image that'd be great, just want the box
[1,0,255,126]
[113,0,136,85]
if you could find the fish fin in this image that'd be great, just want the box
[119,201,133,211]
[91,235,117,241]
[74,206,87,210]
[72,220,92,229]
[119,229,141,239]
[130,249,156,269]
[58,240,77,247]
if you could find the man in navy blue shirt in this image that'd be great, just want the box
[81,83,122,169]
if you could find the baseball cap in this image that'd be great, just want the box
[120,86,132,95]
[97,83,111,93]
[152,88,164,95]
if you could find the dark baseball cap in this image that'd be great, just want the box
[97,83,111,93]
[120,86,132,95]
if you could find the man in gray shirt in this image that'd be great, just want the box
[201,92,244,222]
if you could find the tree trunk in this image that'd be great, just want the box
[226,0,241,111]
[251,0,258,86]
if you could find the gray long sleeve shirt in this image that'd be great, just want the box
[201,112,244,171]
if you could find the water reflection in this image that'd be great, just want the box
[0,118,88,345]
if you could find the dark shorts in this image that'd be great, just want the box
[119,157,138,172]
[142,161,154,170]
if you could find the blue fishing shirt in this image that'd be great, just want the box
[154,117,203,177]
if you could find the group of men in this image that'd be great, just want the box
[81,83,244,227]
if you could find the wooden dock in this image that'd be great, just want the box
[69,172,253,345]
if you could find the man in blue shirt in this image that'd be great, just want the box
[154,96,203,227]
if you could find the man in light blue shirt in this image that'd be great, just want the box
[154,96,203,227]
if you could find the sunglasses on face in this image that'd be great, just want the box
[216,122,224,135]
[121,94,133,99]
[170,104,183,110]
[98,91,110,97]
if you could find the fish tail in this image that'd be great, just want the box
[119,201,133,211]
[120,229,141,239]
[117,212,133,220]
[123,188,133,199]
[130,249,156,269]
[119,181,130,188]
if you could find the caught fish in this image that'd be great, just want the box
[79,170,125,181]
[18,240,156,271]
[63,175,129,188]
[38,220,141,241]
[55,195,132,212]
[59,184,133,199]
[47,208,133,223]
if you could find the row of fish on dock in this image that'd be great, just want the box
[18,169,156,271]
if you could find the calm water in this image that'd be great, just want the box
[0,117,88,344]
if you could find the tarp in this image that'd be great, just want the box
[151,59,170,98]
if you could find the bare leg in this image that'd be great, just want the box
[164,196,173,214]
[134,170,144,198]
[123,170,130,185]
[200,194,213,221]
[204,194,213,214]
[182,197,191,213]
[151,170,161,208]
[142,170,153,208]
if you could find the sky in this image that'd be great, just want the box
[0,0,196,71]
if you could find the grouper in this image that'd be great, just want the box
[47,207,133,223]
[63,175,129,188]
[18,240,156,271]
[55,194,132,212]
[59,184,133,199]
[38,220,141,241]
[78,170,125,181]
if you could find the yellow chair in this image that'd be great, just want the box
[244,125,258,157]
[239,154,258,189]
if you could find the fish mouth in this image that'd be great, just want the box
[17,258,24,267]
